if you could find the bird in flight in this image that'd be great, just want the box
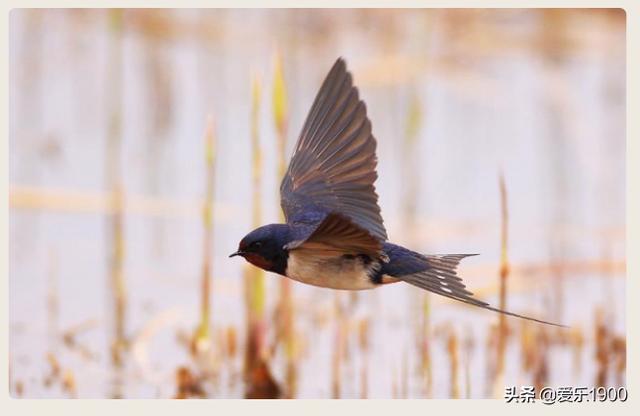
[230,57,564,327]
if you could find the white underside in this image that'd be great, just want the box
[286,251,381,290]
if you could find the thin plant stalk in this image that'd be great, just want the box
[272,52,297,397]
[493,172,509,397]
[105,8,127,371]
[404,92,432,398]
[420,294,432,397]
[541,9,569,324]
[571,326,584,378]
[331,293,346,399]
[594,308,609,387]
[193,116,217,353]
[533,327,550,395]
[463,329,473,399]
[243,74,267,381]
[358,319,369,399]
[447,329,460,399]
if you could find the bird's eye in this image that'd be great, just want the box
[252,241,263,249]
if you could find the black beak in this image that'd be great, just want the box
[229,251,244,258]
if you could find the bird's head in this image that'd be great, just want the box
[229,224,290,274]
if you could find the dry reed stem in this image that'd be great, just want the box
[331,294,347,399]
[420,294,433,397]
[44,352,61,387]
[447,329,460,399]
[402,89,432,399]
[62,319,100,361]
[463,328,474,399]
[594,307,609,387]
[249,74,264,315]
[106,9,127,369]
[493,172,509,397]
[359,318,370,399]
[541,9,571,325]
[402,92,422,224]
[533,327,550,396]
[358,318,370,399]
[571,326,585,377]
[226,326,238,359]
[272,52,297,398]
[62,369,77,398]
[272,52,289,169]
[43,353,77,398]
[242,74,276,395]
[611,335,626,386]
[193,115,217,355]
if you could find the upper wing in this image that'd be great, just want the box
[280,58,387,241]
[285,212,382,258]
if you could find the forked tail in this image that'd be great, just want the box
[381,244,567,327]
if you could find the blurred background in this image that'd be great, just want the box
[9,9,626,399]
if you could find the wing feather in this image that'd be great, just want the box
[280,58,387,241]
[285,212,382,258]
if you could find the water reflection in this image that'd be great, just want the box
[9,8,626,398]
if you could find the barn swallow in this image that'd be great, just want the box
[231,58,564,327]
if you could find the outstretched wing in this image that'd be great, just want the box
[280,58,387,241]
